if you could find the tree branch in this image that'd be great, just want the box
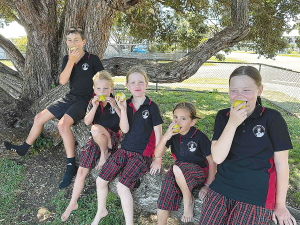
[103,0,250,83]
[0,34,25,75]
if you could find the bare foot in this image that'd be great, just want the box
[61,202,78,221]
[91,209,108,225]
[96,152,111,170]
[181,196,194,223]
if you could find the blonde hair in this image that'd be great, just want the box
[93,70,114,87]
[173,102,201,120]
[126,65,149,83]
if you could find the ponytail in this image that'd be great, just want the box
[256,96,262,106]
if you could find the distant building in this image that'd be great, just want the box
[283,29,299,45]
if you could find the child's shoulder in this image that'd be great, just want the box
[193,127,210,140]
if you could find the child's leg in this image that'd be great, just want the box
[4,109,54,156]
[91,125,111,169]
[157,166,182,225]
[91,177,109,225]
[173,165,194,223]
[57,114,75,158]
[61,167,89,221]
[157,209,169,225]
[117,182,134,225]
[58,114,77,189]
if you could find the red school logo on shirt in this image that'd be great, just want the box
[252,125,265,138]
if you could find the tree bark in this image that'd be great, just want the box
[0,34,25,75]
[12,0,59,100]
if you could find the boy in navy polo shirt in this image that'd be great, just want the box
[61,70,121,221]
[91,65,163,225]
[155,102,216,224]
[199,66,296,225]
[4,27,104,189]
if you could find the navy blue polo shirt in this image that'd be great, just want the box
[86,94,120,133]
[61,52,104,101]
[120,96,163,157]
[166,126,211,168]
[210,105,293,209]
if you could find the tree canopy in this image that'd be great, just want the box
[0,0,299,100]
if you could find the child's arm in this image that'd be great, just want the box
[150,122,177,175]
[117,98,129,133]
[272,150,296,225]
[59,49,81,85]
[106,97,121,117]
[84,96,99,125]
[211,103,247,164]
[198,155,217,200]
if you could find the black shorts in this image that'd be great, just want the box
[47,94,88,123]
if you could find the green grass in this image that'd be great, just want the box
[182,77,228,85]
[0,60,13,67]
[278,54,300,57]
[0,159,25,224]
[49,191,124,224]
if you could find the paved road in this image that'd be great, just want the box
[226,52,300,72]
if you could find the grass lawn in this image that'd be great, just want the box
[278,54,300,58]
[0,60,14,67]
[1,90,299,224]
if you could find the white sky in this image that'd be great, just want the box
[0,22,27,39]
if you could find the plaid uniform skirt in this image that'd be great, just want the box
[157,161,207,211]
[79,128,120,169]
[98,148,152,189]
[199,189,273,225]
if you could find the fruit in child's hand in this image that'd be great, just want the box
[116,92,126,101]
[173,124,180,132]
[70,47,76,51]
[233,100,246,109]
[98,95,106,102]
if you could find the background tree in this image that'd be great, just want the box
[0,0,299,101]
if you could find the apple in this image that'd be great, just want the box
[233,100,246,109]
[116,92,126,101]
[173,124,180,132]
[98,95,106,102]
[70,47,76,51]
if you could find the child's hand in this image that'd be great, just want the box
[272,205,296,225]
[150,157,162,175]
[228,103,247,128]
[163,122,179,140]
[198,185,209,200]
[116,97,126,111]
[68,47,81,63]
[92,96,100,108]
[106,96,116,109]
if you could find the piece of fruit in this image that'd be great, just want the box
[173,124,180,132]
[233,100,246,109]
[116,92,126,101]
[70,47,76,51]
[98,95,106,102]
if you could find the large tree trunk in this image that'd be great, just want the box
[13,0,59,100]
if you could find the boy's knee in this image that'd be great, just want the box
[96,177,108,188]
[34,112,45,125]
[173,165,183,177]
[116,182,129,194]
[76,167,88,178]
[57,121,71,134]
